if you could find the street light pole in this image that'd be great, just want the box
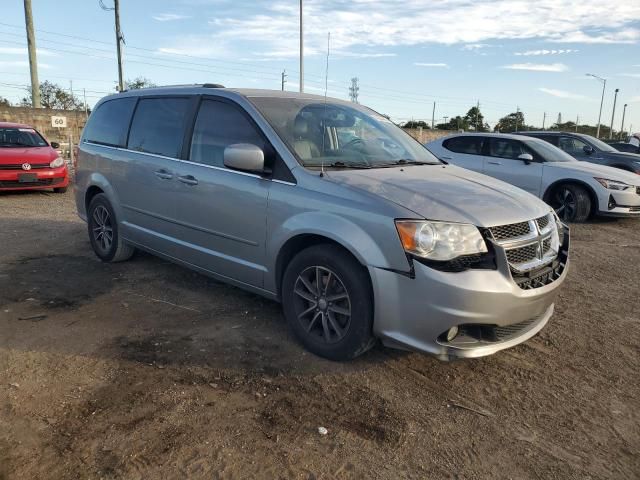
[586,73,606,138]
[299,0,304,93]
[619,104,628,140]
[609,88,619,139]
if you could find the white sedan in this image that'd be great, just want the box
[426,133,640,222]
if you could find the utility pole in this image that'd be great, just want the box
[349,77,359,103]
[431,101,435,130]
[619,104,628,140]
[299,0,304,93]
[515,106,520,133]
[575,115,579,132]
[475,100,480,131]
[586,73,606,138]
[23,0,40,108]
[281,70,287,91]
[100,0,125,91]
[83,88,88,118]
[542,112,546,130]
[609,88,619,139]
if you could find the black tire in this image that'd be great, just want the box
[53,187,68,193]
[281,244,375,361]
[87,193,135,262]
[550,183,591,223]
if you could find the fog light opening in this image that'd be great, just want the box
[446,326,459,342]
[608,195,616,210]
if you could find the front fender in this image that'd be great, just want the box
[265,210,409,293]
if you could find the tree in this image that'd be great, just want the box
[124,77,156,90]
[402,120,430,129]
[494,111,534,133]
[436,115,467,131]
[0,96,10,107]
[464,106,489,132]
[20,81,84,110]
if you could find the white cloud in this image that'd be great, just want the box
[0,47,57,57]
[414,62,449,68]
[502,63,569,72]
[159,1,640,60]
[629,96,640,103]
[152,13,191,22]
[514,49,578,56]
[0,60,52,69]
[462,43,492,50]
[334,52,397,59]
[538,88,587,100]
[618,73,640,78]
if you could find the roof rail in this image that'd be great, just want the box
[202,83,225,88]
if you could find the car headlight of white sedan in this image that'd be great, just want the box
[594,177,632,191]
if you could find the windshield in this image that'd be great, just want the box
[248,97,441,168]
[585,135,617,152]
[525,138,577,163]
[0,127,48,147]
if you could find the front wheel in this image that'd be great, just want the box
[281,244,375,361]
[550,184,591,223]
[87,193,135,262]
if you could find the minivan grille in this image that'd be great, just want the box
[488,213,564,289]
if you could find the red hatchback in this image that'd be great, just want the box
[0,122,69,193]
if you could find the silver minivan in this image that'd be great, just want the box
[75,85,569,361]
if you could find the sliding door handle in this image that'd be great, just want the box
[177,175,198,186]
[154,169,173,180]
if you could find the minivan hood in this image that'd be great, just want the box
[548,161,640,184]
[326,164,550,227]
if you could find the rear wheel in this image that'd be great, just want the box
[87,193,135,262]
[282,244,375,361]
[550,184,591,223]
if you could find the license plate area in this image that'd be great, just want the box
[18,173,38,183]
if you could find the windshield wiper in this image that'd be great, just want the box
[321,161,372,169]
[378,159,439,166]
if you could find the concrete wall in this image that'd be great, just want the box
[0,106,87,146]
[402,128,451,144]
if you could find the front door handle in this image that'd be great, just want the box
[154,169,173,180]
[487,161,502,165]
[178,175,198,186]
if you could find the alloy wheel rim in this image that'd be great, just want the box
[554,188,576,221]
[293,266,351,344]
[92,205,114,252]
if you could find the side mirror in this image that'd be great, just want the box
[223,143,265,173]
[50,141,60,149]
[517,153,534,164]
[583,145,594,155]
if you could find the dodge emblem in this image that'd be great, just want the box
[21,163,32,171]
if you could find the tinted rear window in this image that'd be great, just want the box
[443,136,483,155]
[84,97,137,147]
[127,97,191,158]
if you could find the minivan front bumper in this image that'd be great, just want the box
[370,228,569,360]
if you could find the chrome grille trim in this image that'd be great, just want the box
[489,213,559,274]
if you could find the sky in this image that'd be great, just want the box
[1,0,640,132]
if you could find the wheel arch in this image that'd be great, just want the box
[543,178,599,217]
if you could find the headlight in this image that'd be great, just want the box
[50,156,65,168]
[594,177,631,191]
[395,220,487,261]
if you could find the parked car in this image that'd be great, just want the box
[515,131,640,174]
[76,85,569,361]
[427,133,640,222]
[0,122,69,193]
[610,142,640,154]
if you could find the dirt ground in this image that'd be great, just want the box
[0,189,638,480]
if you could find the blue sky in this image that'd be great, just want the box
[1,0,640,132]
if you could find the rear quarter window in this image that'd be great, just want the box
[84,97,137,147]
[442,136,483,155]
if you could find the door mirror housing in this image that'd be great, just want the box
[223,143,265,173]
[583,145,595,155]
[517,153,534,164]
[50,141,60,149]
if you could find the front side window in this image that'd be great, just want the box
[248,96,441,169]
[558,136,588,155]
[189,99,268,168]
[488,138,532,160]
[84,97,137,147]
[443,136,483,155]
[127,97,190,158]
[0,127,48,147]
